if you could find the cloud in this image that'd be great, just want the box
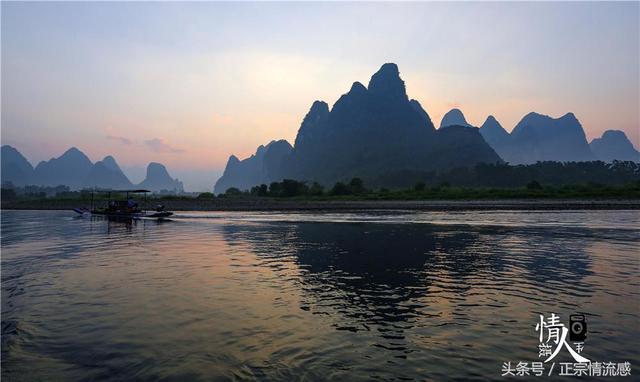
[144,138,185,153]
[106,134,133,145]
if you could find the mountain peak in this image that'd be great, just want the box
[378,62,399,75]
[1,145,34,186]
[508,111,593,163]
[602,129,629,140]
[294,100,331,148]
[59,147,91,163]
[255,144,267,157]
[1,145,32,166]
[440,108,472,128]
[84,155,132,189]
[101,155,119,171]
[367,62,407,101]
[480,115,504,131]
[479,115,510,155]
[62,147,83,156]
[350,81,367,94]
[147,161,166,170]
[308,100,330,116]
[140,162,183,192]
[32,147,93,189]
[590,129,640,162]
[485,115,498,124]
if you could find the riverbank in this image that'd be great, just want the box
[2,198,639,211]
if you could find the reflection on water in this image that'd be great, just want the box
[2,210,639,381]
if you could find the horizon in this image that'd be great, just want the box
[2,2,639,191]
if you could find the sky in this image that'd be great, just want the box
[2,2,639,191]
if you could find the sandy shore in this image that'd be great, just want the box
[2,198,639,211]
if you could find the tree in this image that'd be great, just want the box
[349,177,366,194]
[269,182,282,196]
[250,184,268,196]
[225,187,242,196]
[309,182,324,196]
[258,184,268,196]
[1,187,17,200]
[197,192,215,199]
[413,182,426,191]
[331,182,350,195]
[280,179,308,197]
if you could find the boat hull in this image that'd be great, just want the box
[72,210,172,219]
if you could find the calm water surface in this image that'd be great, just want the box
[2,210,639,381]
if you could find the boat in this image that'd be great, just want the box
[73,189,174,220]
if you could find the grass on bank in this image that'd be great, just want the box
[4,180,638,206]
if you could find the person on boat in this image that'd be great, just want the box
[127,198,139,213]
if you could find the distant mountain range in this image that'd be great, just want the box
[473,111,638,164]
[215,63,501,192]
[216,63,639,193]
[1,146,183,192]
[475,112,594,163]
[3,63,638,194]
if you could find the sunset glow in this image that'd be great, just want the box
[2,2,638,191]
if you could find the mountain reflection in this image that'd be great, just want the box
[221,221,593,347]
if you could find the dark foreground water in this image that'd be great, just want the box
[2,210,639,381]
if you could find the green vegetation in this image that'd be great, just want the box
[2,161,639,204]
[196,192,215,199]
[218,178,640,200]
[213,161,640,200]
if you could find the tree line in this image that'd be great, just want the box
[215,161,640,198]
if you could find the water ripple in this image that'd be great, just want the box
[1,210,639,381]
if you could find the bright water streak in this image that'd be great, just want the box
[2,210,639,381]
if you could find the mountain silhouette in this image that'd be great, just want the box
[214,140,293,194]
[33,147,94,189]
[478,115,514,160]
[479,116,510,147]
[508,112,595,164]
[440,108,472,128]
[1,146,184,192]
[217,63,501,191]
[590,130,640,162]
[1,145,34,186]
[477,111,600,164]
[101,155,121,172]
[138,162,184,193]
[83,156,133,189]
[410,100,436,132]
